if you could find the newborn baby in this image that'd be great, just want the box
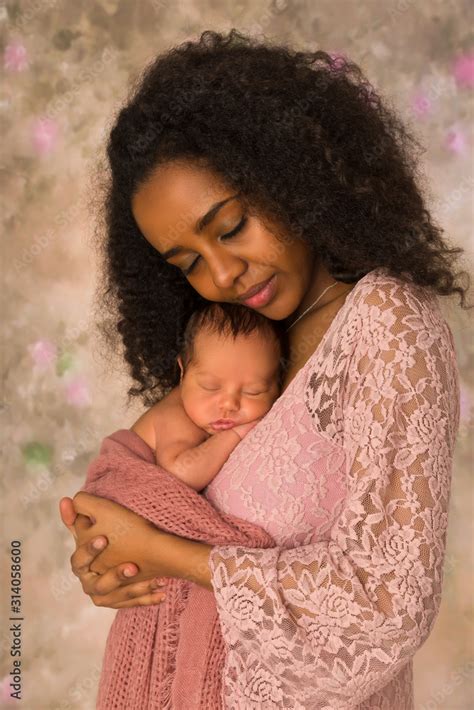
[131,302,288,492]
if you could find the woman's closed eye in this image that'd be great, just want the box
[182,215,248,276]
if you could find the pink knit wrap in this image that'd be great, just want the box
[80,428,275,709]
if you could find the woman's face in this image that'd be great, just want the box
[131,161,319,321]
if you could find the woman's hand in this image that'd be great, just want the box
[71,492,174,580]
[59,495,169,609]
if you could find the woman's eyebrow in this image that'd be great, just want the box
[161,192,241,260]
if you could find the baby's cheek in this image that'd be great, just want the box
[250,399,271,419]
[185,398,217,431]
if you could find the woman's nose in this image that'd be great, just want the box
[207,249,246,291]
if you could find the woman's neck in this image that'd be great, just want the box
[289,259,352,325]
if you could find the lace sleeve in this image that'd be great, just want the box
[208,285,461,709]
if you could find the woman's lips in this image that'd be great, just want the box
[239,274,277,308]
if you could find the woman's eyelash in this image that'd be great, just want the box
[182,215,248,276]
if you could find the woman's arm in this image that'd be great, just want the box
[205,285,461,707]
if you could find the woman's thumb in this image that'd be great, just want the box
[59,497,78,539]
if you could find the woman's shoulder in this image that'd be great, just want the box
[303,267,460,447]
[301,267,451,392]
[347,267,451,340]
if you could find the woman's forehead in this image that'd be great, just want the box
[131,162,238,245]
[133,162,233,216]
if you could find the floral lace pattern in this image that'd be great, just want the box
[204,268,460,709]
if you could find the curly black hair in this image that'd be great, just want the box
[92,28,471,406]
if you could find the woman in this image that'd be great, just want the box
[59,30,470,708]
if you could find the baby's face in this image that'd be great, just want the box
[179,329,281,435]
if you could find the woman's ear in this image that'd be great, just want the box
[177,356,184,383]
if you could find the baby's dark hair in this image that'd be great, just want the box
[179,302,289,390]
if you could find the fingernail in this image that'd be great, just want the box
[92,538,106,549]
[123,567,135,577]
[150,579,165,591]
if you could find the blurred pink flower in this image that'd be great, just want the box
[328,51,348,70]
[453,51,474,89]
[0,674,16,704]
[411,91,432,118]
[4,41,29,72]
[64,376,91,407]
[28,339,57,370]
[445,126,467,155]
[32,117,59,155]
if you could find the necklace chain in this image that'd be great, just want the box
[286,281,339,332]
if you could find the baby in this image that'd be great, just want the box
[131,302,288,492]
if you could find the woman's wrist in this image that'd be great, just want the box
[156,530,214,591]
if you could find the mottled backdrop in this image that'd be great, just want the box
[1,1,473,708]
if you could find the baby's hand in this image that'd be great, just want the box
[232,418,262,440]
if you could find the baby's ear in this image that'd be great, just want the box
[177,356,184,381]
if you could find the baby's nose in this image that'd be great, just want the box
[219,393,240,414]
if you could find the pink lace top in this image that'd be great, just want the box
[204,267,461,709]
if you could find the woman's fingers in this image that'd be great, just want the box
[75,512,94,531]
[59,497,78,538]
[91,574,166,602]
[87,562,142,596]
[72,491,109,519]
[70,537,111,579]
[60,497,96,543]
[109,590,167,609]
[90,577,167,608]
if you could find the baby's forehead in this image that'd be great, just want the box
[197,329,280,355]
[192,329,281,374]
